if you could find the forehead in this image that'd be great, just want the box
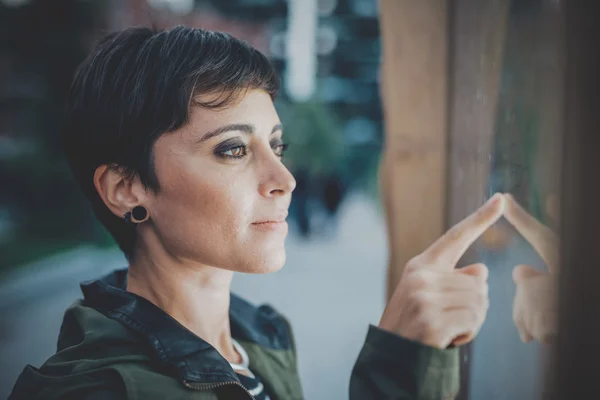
[187,89,279,132]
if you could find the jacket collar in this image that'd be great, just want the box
[80,268,292,385]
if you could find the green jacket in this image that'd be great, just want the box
[9,269,459,399]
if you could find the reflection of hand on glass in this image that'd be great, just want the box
[379,194,505,348]
[504,193,559,345]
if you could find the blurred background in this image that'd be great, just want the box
[0,0,383,264]
[0,1,386,399]
[0,0,562,399]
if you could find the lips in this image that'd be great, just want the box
[252,210,288,225]
[251,211,289,232]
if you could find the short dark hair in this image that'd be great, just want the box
[63,25,280,258]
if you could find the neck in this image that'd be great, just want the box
[126,235,241,365]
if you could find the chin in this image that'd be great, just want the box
[257,251,287,274]
[242,248,287,274]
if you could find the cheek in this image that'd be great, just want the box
[149,149,286,273]
[161,167,252,236]
[151,160,258,259]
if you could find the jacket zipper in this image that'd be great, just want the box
[183,380,256,399]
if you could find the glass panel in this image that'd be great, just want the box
[448,1,563,398]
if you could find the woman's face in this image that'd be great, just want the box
[147,89,296,274]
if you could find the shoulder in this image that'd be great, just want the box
[8,363,127,400]
[9,363,220,400]
[229,294,295,351]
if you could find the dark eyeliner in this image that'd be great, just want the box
[271,139,289,157]
[213,138,247,159]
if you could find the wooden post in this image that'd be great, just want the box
[447,0,509,228]
[378,0,449,300]
[447,1,510,399]
[380,2,510,399]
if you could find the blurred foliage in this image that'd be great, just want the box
[277,99,382,238]
[278,99,382,191]
[278,100,346,177]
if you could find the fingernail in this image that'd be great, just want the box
[488,193,503,205]
[519,333,527,342]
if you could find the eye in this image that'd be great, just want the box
[272,143,289,158]
[221,146,246,159]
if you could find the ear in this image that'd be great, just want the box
[93,165,147,219]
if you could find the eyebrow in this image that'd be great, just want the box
[198,123,283,142]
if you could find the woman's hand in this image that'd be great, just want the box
[511,264,557,345]
[378,194,505,349]
[504,194,559,345]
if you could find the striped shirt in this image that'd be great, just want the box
[237,371,271,400]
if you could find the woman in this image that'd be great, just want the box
[9,26,500,399]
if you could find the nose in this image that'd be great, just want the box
[258,154,296,198]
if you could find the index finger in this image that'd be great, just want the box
[504,194,558,273]
[424,193,505,267]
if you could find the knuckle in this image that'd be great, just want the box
[407,269,432,290]
[467,284,488,309]
[467,311,480,330]
[406,256,425,270]
[480,279,489,292]
[513,315,521,326]
[474,307,485,325]
[464,305,480,324]
[418,314,439,339]
[474,206,488,221]
[408,291,432,312]
[444,225,463,245]
[513,306,522,325]
[478,291,489,307]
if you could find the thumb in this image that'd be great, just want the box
[512,264,545,283]
[458,263,489,282]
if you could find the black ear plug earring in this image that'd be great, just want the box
[124,206,149,227]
